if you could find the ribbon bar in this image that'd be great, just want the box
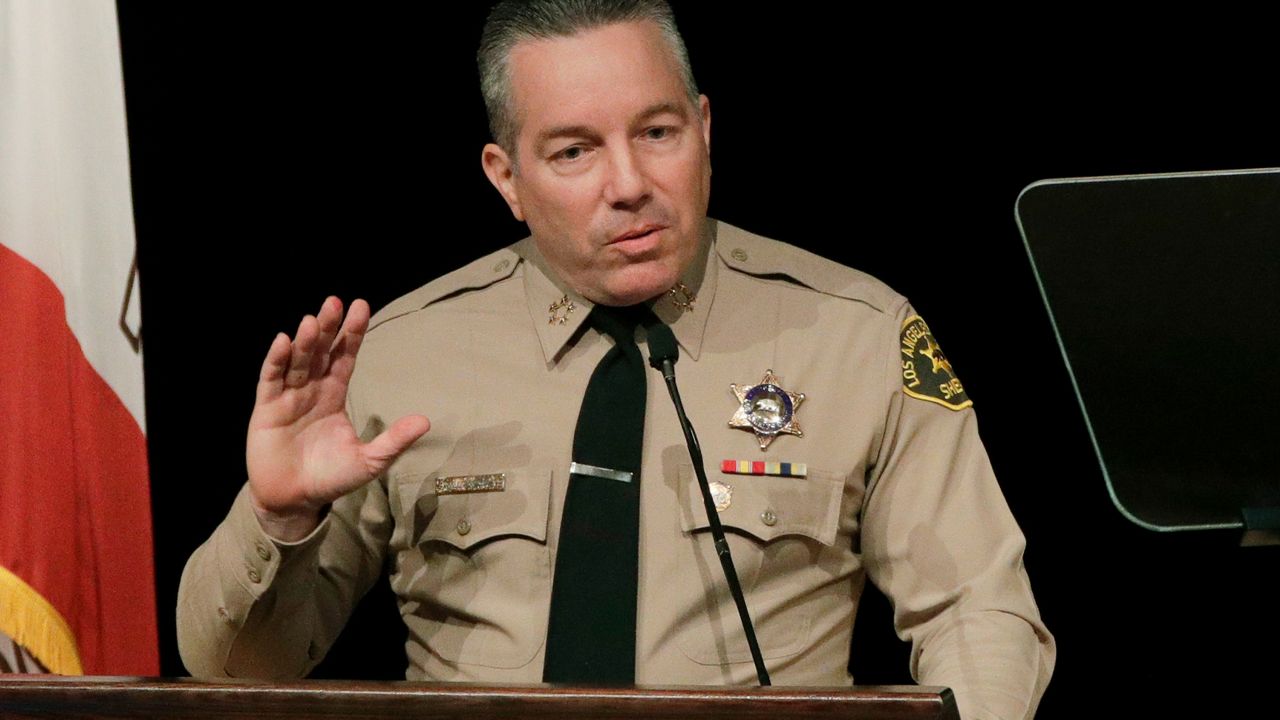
[719,460,807,478]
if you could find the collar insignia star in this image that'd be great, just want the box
[729,369,805,450]
[667,281,696,313]
[548,294,575,325]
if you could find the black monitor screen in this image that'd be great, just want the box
[1017,169,1280,531]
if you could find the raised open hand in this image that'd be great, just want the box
[246,297,430,541]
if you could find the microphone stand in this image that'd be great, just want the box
[647,324,771,686]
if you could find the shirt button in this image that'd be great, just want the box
[493,259,510,273]
[760,509,778,527]
[731,248,749,262]
[456,519,472,536]
[255,543,272,561]
[247,568,262,584]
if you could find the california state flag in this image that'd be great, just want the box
[0,0,159,674]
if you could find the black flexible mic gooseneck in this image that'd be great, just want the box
[644,321,771,686]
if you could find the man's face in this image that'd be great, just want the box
[482,21,711,307]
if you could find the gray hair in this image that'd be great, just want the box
[478,0,700,158]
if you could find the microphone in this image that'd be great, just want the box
[645,321,679,379]
[644,320,771,686]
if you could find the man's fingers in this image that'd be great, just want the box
[310,297,343,378]
[361,414,431,473]
[330,298,372,383]
[339,298,371,341]
[285,314,320,388]
[256,332,293,404]
[255,296,365,407]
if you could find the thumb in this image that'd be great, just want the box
[361,414,431,472]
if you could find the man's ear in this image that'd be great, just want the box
[481,143,524,221]
[698,94,711,154]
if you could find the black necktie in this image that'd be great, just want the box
[543,305,650,684]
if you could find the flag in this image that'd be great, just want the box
[0,0,158,674]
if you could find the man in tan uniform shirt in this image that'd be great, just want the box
[178,2,1054,718]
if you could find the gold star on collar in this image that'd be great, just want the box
[548,295,576,325]
[667,281,696,313]
[728,369,805,450]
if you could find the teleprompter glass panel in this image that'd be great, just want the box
[1017,169,1280,531]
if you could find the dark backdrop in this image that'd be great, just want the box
[114,3,1279,717]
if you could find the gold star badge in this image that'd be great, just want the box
[729,369,805,450]
[548,295,575,325]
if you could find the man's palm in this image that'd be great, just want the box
[246,297,429,539]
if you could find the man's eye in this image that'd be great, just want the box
[643,126,671,140]
[555,145,586,161]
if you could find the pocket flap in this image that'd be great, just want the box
[677,464,842,546]
[398,468,552,551]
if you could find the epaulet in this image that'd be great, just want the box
[713,221,898,314]
[368,246,521,331]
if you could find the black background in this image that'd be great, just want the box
[114,3,1279,717]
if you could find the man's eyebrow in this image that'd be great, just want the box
[535,125,599,149]
[634,102,689,123]
[534,103,692,151]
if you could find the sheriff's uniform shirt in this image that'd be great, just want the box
[178,220,1055,720]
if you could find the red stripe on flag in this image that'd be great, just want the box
[0,243,158,674]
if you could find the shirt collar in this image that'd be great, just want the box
[520,218,720,365]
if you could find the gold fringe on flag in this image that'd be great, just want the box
[0,564,82,675]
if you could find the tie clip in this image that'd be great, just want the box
[569,462,632,483]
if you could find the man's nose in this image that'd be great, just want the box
[602,145,651,209]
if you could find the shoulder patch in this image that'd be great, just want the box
[713,220,898,313]
[368,246,521,331]
[899,315,972,411]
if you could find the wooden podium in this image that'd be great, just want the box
[0,678,959,719]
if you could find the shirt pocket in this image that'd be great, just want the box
[394,468,553,670]
[673,463,843,666]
